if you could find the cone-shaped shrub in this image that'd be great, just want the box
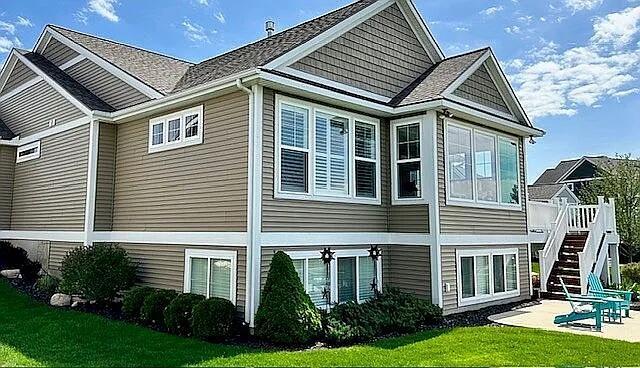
[255,251,322,345]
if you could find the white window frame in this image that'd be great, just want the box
[444,118,522,211]
[275,95,381,205]
[287,249,383,307]
[456,248,520,307]
[148,105,204,153]
[16,141,41,163]
[183,248,237,304]
[391,119,427,205]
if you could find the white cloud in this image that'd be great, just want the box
[518,15,533,25]
[611,88,640,97]
[455,26,469,32]
[197,0,209,5]
[591,6,640,49]
[182,19,210,43]
[87,0,119,22]
[0,36,21,53]
[0,21,16,34]
[480,6,504,16]
[505,25,522,34]
[564,0,603,11]
[214,11,225,24]
[75,10,89,25]
[16,16,33,27]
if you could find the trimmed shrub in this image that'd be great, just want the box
[59,244,137,302]
[140,289,178,328]
[122,286,155,320]
[255,251,322,345]
[164,293,205,336]
[622,263,640,285]
[35,275,59,294]
[192,297,236,341]
[0,241,28,270]
[20,260,42,284]
[324,287,442,345]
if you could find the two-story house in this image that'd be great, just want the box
[0,0,545,324]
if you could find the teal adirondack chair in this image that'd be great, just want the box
[554,278,606,332]
[588,272,634,318]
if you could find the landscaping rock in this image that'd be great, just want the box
[50,293,72,307]
[0,269,20,279]
[71,296,88,308]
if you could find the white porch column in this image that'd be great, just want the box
[83,117,99,247]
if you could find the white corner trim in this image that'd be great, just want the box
[91,232,247,246]
[0,231,85,242]
[280,67,392,103]
[83,118,99,246]
[261,232,430,246]
[265,0,395,70]
[44,27,163,100]
[12,50,92,116]
[0,76,43,103]
[183,248,238,305]
[440,234,529,246]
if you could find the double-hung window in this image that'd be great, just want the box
[391,120,425,204]
[457,248,519,306]
[445,120,521,209]
[289,249,382,307]
[184,249,236,304]
[16,141,41,163]
[148,105,203,153]
[276,96,380,204]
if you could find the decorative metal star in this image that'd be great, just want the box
[370,278,378,292]
[368,245,382,260]
[320,247,335,264]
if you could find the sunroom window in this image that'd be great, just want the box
[148,105,204,153]
[458,249,519,306]
[276,96,380,204]
[446,120,521,208]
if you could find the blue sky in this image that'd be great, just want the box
[0,0,639,183]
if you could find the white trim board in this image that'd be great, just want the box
[440,234,529,246]
[91,232,247,246]
[0,231,85,242]
[261,232,431,246]
[11,116,92,145]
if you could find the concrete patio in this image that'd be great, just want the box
[489,299,640,343]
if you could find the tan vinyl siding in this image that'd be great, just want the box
[49,242,81,273]
[0,146,15,229]
[42,38,80,67]
[1,60,37,94]
[65,59,150,110]
[291,4,433,98]
[116,243,246,312]
[388,205,429,233]
[0,80,85,137]
[441,244,530,314]
[453,64,511,114]
[262,89,391,232]
[437,119,527,234]
[11,124,89,230]
[94,123,116,231]
[260,245,430,300]
[112,91,248,232]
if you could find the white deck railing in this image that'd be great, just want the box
[528,201,561,232]
[578,197,617,293]
[538,201,569,293]
[568,205,598,232]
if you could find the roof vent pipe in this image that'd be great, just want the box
[265,20,275,37]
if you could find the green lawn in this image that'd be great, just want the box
[1,280,639,367]
[532,261,540,274]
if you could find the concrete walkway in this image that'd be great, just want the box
[489,299,640,343]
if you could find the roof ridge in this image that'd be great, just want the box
[48,24,194,65]
[443,46,490,60]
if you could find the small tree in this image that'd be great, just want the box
[580,154,640,262]
[255,251,322,345]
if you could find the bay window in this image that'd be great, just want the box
[148,105,203,153]
[184,249,236,304]
[457,248,519,306]
[445,120,521,209]
[289,249,382,307]
[276,96,380,204]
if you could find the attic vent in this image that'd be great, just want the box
[265,20,275,37]
[47,119,57,128]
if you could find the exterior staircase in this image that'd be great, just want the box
[544,233,587,299]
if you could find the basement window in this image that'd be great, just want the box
[457,248,519,307]
[16,141,40,163]
[183,249,236,304]
[148,105,204,153]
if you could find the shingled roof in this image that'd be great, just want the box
[22,51,115,112]
[50,25,193,95]
[391,48,488,107]
[528,184,565,201]
[172,0,378,92]
[0,118,14,140]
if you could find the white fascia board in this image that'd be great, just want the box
[264,0,395,70]
[0,231,85,242]
[0,52,19,94]
[485,51,533,127]
[44,27,163,100]
[440,234,529,246]
[91,232,247,246]
[261,232,431,247]
[13,50,92,116]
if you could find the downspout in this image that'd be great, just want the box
[236,78,261,327]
